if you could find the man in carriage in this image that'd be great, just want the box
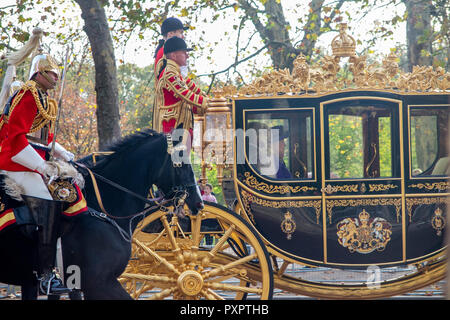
[0,50,87,295]
[154,36,208,153]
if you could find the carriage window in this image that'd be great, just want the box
[410,107,449,177]
[246,109,314,180]
[327,104,394,179]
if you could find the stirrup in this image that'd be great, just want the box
[38,271,71,296]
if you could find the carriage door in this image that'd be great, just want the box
[405,103,449,260]
[320,97,404,266]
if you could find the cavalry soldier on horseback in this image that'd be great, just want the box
[0,50,86,295]
[154,36,208,149]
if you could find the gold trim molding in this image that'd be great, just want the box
[322,184,358,194]
[409,182,449,192]
[368,183,398,192]
[240,189,322,224]
[242,172,317,194]
[326,198,402,224]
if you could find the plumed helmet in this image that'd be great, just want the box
[28,52,60,80]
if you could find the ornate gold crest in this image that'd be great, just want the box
[336,209,392,254]
[331,23,356,57]
[431,207,446,236]
[48,180,78,203]
[281,211,296,240]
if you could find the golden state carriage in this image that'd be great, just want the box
[119,24,450,299]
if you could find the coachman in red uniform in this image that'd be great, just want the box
[154,37,207,150]
[0,52,87,295]
[153,17,189,79]
[153,18,189,131]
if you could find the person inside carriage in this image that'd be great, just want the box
[0,51,87,295]
[271,125,292,179]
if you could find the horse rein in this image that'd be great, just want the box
[66,134,200,242]
[71,160,196,220]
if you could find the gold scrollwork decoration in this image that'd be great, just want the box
[326,198,402,224]
[409,182,449,192]
[406,196,449,223]
[240,189,322,224]
[242,172,316,194]
[368,184,398,192]
[337,209,392,254]
[322,184,359,195]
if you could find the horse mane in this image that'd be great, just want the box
[77,129,166,170]
[106,129,161,154]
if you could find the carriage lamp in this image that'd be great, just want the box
[203,97,232,185]
[193,114,207,189]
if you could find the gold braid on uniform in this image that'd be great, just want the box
[1,80,57,133]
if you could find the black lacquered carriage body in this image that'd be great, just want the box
[121,25,450,299]
[232,90,449,268]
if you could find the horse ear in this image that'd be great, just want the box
[165,133,190,167]
[166,133,174,155]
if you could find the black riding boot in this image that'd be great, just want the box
[22,195,71,296]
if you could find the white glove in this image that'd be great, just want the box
[50,142,74,161]
[12,145,59,181]
[36,161,58,179]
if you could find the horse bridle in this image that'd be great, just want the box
[71,133,197,220]
[154,133,199,213]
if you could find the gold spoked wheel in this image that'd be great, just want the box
[119,203,273,300]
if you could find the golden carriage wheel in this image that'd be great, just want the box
[119,203,274,300]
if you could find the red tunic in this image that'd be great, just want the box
[0,88,51,172]
[0,83,88,216]
[157,60,206,134]
[154,45,164,75]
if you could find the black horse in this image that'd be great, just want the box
[0,129,203,299]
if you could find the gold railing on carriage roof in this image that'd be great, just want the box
[209,23,450,98]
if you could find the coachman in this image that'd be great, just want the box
[154,36,208,150]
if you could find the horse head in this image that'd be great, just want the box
[154,133,204,216]
[77,129,203,219]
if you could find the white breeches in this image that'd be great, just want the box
[2,171,53,200]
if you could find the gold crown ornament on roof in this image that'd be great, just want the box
[331,23,356,58]
[211,23,450,97]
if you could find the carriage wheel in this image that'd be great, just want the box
[119,203,273,300]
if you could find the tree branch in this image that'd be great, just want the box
[200,44,269,94]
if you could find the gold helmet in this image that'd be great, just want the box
[28,52,60,80]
